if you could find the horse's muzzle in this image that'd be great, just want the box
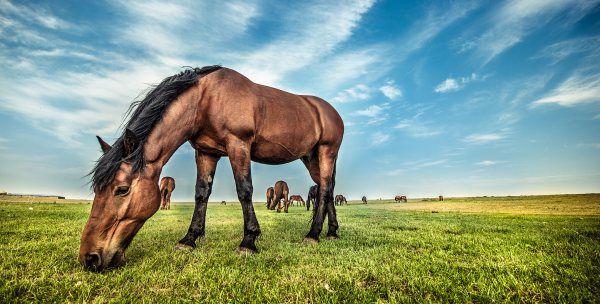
[82,252,102,271]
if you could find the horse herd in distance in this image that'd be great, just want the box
[158,176,444,210]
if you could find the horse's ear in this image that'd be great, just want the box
[123,128,139,156]
[96,135,112,154]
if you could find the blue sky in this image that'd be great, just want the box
[0,0,599,201]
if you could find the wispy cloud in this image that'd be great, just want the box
[354,103,390,118]
[434,73,486,93]
[0,0,71,29]
[476,160,498,166]
[394,119,440,138]
[413,159,447,168]
[235,0,375,86]
[531,70,600,107]
[463,0,599,64]
[534,36,600,64]
[331,84,371,103]
[464,132,505,144]
[379,80,402,100]
[371,132,391,146]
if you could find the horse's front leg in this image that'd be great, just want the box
[227,141,261,253]
[176,152,220,249]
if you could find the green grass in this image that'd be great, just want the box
[1,194,599,303]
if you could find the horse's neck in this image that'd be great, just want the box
[142,89,200,175]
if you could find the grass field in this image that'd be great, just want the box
[1,194,599,302]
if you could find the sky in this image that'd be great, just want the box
[0,0,599,201]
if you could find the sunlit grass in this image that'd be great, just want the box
[1,194,599,302]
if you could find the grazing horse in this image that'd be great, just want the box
[265,187,274,209]
[394,195,407,203]
[79,66,344,271]
[334,194,347,206]
[289,195,305,207]
[307,185,318,211]
[220,200,226,205]
[362,196,367,204]
[269,180,290,213]
[159,177,175,210]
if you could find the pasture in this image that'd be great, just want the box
[1,194,599,302]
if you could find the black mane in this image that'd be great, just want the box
[91,65,222,191]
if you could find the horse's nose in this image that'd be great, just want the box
[83,252,102,271]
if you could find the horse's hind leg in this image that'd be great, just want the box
[303,146,337,242]
[177,152,220,249]
[228,141,261,252]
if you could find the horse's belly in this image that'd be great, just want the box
[250,138,314,165]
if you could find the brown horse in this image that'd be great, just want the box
[220,200,226,205]
[289,195,305,207]
[307,185,318,211]
[334,194,347,206]
[362,196,367,204]
[270,180,290,213]
[79,66,343,271]
[265,187,274,209]
[394,195,407,203]
[159,177,175,210]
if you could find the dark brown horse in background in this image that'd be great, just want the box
[159,177,175,210]
[334,194,347,206]
[80,66,343,271]
[269,180,290,213]
[289,195,305,207]
[395,195,407,203]
[265,187,274,209]
[362,196,367,204]
[306,185,318,211]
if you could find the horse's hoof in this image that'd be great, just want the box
[236,246,258,254]
[303,237,319,244]
[174,243,194,251]
[326,235,339,240]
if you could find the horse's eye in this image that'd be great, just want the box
[114,186,130,197]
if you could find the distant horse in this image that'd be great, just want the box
[289,195,305,207]
[307,185,318,211]
[395,195,407,203]
[266,187,274,209]
[439,195,444,201]
[362,196,367,204]
[269,181,290,213]
[159,177,175,210]
[220,201,226,205]
[334,195,347,206]
[80,66,344,271]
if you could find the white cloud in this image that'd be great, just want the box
[331,84,371,103]
[394,119,440,138]
[379,80,402,100]
[434,73,485,93]
[371,132,391,146]
[354,103,390,118]
[464,133,505,144]
[0,0,71,29]
[413,159,447,168]
[476,160,497,166]
[235,0,375,86]
[534,36,600,64]
[464,0,599,64]
[531,71,600,107]
[434,78,460,93]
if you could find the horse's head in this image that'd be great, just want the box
[79,131,161,271]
